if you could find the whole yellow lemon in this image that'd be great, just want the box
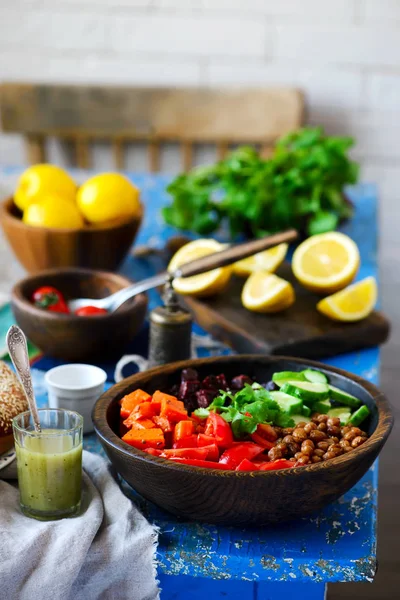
[23,195,84,229]
[77,173,141,224]
[15,164,77,211]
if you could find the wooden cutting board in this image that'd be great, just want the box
[179,263,390,359]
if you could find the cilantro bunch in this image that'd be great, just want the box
[162,127,358,238]
[194,384,294,439]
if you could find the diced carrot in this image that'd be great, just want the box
[134,401,159,420]
[150,398,162,413]
[153,390,181,404]
[173,420,194,443]
[153,415,173,433]
[130,418,155,430]
[120,389,151,418]
[161,398,187,422]
[122,428,165,450]
[173,435,198,449]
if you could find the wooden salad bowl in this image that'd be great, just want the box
[11,268,147,362]
[92,355,393,525]
[0,196,143,273]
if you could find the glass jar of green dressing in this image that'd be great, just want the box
[13,409,83,521]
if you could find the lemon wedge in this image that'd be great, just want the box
[233,243,288,277]
[241,272,295,313]
[292,232,360,295]
[168,239,232,297]
[317,277,377,322]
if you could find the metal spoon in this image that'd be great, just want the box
[6,325,41,433]
[68,229,298,313]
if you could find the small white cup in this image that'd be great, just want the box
[45,364,107,434]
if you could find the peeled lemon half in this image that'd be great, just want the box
[168,239,231,297]
[292,232,360,295]
[241,272,295,313]
[233,243,288,277]
[317,277,377,322]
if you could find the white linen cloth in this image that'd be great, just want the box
[0,450,160,600]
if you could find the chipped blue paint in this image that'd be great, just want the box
[5,168,379,592]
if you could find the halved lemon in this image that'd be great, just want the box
[233,243,288,277]
[168,238,232,297]
[292,232,360,295]
[241,272,295,313]
[317,276,377,322]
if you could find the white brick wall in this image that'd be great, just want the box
[0,0,399,246]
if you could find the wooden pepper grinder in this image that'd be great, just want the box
[148,279,192,368]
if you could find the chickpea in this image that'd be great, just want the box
[341,426,351,436]
[350,427,363,436]
[352,436,367,448]
[317,422,327,432]
[309,429,327,442]
[294,421,307,429]
[282,427,294,436]
[311,455,322,463]
[343,431,356,442]
[282,435,295,445]
[276,442,289,456]
[330,436,340,444]
[323,451,337,461]
[339,439,352,452]
[287,442,300,455]
[296,455,310,465]
[327,417,341,428]
[304,422,317,434]
[313,449,325,457]
[317,441,330,452]
[327,425,341,437]
[316,414,328,423]
[292,428,308,443]
[268,447,283,461]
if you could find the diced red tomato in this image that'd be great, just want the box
[257,423,278,441]
[144,448,162,456]
[197,433,217,447]
[201,443,220,461]
[161,447,209,460]
[153,415,173,433]
[120,389,151,418]
[122,428,165,450]
[168,457,231,470]
[236,458,260,471]
[250,432,275,450]
[259,459,295,471]
[204,413,233,448]
[173,435,198,449]
[219,442,264,469]
[173,420,194,443]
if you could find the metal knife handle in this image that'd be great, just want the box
[6,325,41,433]
[174,229,298,278]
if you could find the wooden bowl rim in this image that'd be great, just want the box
[11,267,147,321]
[0,196,143,234]
[93,354,394,478]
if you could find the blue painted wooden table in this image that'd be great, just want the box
[1,168,380,599]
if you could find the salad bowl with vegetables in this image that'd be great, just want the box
[93,355,393,525]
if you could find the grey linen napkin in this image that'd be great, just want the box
[0,450,160,600]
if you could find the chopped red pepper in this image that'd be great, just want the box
[144,448,162,456]
[197,433,217,447]
[219,442,264,469]
[204,413,233,448]
[201,443,220,461]
[173,435,198,449]
[173,420,194,443]
[259,459,295,471]
[32,286,69,313]
[75,306,108,316]
[236,458,260,471]
[161,447,209,460]
[168,457,231,470]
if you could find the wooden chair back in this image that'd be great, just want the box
[0,83,304,171]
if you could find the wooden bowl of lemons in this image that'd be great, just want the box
[0,165,143,273]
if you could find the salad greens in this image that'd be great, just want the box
[194,384,294,439]
[163,127,358,238]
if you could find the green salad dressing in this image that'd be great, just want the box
[15,429,82,515]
